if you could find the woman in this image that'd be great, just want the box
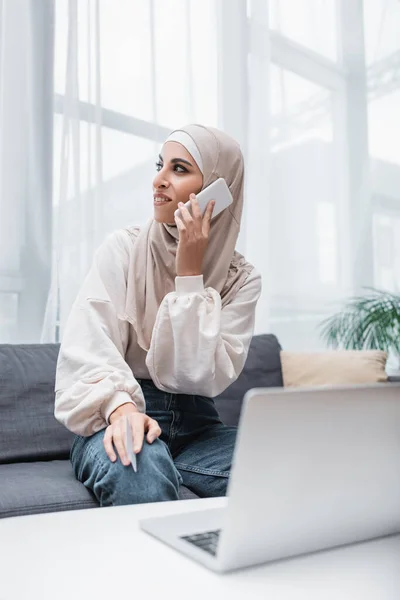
[55,124,262,506]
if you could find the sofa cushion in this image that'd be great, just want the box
[0,460,98,518]
[214,334,283,426]
[178,486,199,500]
[280,350,388,387]
[0,459,198,518]
[0,344,73,464]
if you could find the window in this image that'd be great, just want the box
[0,293,18,343]
[269,0,338,62]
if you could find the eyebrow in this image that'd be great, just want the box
[158,154,193,168]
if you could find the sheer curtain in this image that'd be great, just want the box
[258,0,400,351]
[0,0,53,343]
[43,0,219,341]
[1,0,399,354]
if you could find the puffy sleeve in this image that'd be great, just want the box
[145,269,262,397]
[54,228,145,437]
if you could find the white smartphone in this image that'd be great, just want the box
[174,177,233,222]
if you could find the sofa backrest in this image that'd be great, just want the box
[214,333,283,426]
[0,334,283,462]
[0,344,74,464]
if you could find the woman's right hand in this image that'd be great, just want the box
[103,403,161,466]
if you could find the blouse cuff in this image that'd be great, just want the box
[175,275,205,295]
[102,391,137,424]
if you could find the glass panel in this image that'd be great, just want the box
[54,0,218,126]
[0,293,18,343]
[270,65,333,150]
[373,213,400,292]
[364,0,400,167]
[365,0,400,164]
[153,0,218,127]
[267,65,342,348]
[363,0,400,66]
[317,201,337,285]
[53,0,68,95]
[368,92,400,166]
[269,0,338,61]
[54,0,153,118]
[53,114,156,204]
[364,0,400,296]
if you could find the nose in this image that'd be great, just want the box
[153,166,170,190]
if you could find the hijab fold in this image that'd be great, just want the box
[123,124,254,352]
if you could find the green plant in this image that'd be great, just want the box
[319,288,400,355]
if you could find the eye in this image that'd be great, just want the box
[174,164,187,173]
[155,161,163,172]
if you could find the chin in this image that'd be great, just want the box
[154,209,176,224]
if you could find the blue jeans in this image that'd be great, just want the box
[70,378,237,506]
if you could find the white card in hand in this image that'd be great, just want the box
[125,415,137,472]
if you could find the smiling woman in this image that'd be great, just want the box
[55,123,262,507]
[153,142,204,225]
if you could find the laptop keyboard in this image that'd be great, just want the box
[180,529,221,556]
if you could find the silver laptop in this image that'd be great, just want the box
[140,383,400,573]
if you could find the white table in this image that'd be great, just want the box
[1,498,399,600]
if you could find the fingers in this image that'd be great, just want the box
[174,213,186,232]
[178,201,194,226]
[146,417,162,444]
[189,193,202,219]
[206,199,215,218]
[103,413,161,465]
[131,414,145,454]
[177,195,214,238]
[103,425,117,462]
[112,421,130,466]
[202,200,215,235]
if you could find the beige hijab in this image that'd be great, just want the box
[124,124,255,352]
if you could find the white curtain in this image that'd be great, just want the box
[43,0,220,341]
[0,0,53,343]
[1,0,399,353]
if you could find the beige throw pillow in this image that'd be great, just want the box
[280,350,388,388]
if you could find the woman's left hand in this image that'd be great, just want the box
[175,194,215,277]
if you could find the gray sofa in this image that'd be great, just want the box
[0,334,283,519]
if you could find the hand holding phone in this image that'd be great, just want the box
[174,177,233,222]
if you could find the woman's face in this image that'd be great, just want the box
[152,141,203,224]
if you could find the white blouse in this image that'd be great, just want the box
[54,228,262,436]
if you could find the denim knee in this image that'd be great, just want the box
[71,431,181,507]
